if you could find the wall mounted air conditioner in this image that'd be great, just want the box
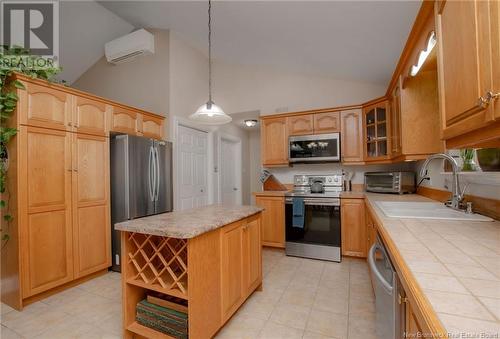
[105,29,155,64]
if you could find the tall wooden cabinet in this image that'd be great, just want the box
[3,74,166,310]
[436,0,500,147]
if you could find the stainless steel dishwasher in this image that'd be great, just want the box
[368,235,402,339]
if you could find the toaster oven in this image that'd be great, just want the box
[364,171,416,194]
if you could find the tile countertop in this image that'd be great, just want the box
[365,193,500,337]
[114,204,263,238]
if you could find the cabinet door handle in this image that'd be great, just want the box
[486,91,500,103]
[67,122,72,127]
[477,95,489,109]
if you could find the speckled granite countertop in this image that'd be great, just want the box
[365,193,500,337]
[114,204,263,238]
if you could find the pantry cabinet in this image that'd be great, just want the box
[287,115,314,136]
[340,109,364,163]
[261,117,288,167]
[72,134,111,278]
[3,74,166,310]
[20,126,74,297]
[436,0,500,146]
[341,199,366,258]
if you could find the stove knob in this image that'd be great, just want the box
[328,178,332,183]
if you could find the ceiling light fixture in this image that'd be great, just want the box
[410,31,437,77]
[244,119,258,127]
[189,0,231,125]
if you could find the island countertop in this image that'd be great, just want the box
[114,204,263,238]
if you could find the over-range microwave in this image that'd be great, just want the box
[289,133,340,163]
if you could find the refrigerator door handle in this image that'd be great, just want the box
[154,145,160,201]
[148,146,155,202]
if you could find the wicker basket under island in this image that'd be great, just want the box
[115,205,264,339]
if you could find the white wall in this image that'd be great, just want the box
[213,61,386,115]
[73,29,170,117]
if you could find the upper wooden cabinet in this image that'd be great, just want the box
[341,109,364,163]
[287,115,314,136]
[314,111,340,134]
[141,114,164,140]
[112,107,140,135]
[255,195,285,248]
[73,96,110,136]
[341,198,366,258]
[261,117,288,167]
[20,82,72,131]
[436,0,500,146]
[363,101,390,161]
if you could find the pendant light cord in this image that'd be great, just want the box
[208,0,213,106]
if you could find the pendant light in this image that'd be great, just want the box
[189,0,231,125]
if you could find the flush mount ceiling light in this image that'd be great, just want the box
[410,31,437,77]
[189,0,231,125]
[244,119,258,127]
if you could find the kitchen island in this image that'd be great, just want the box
[115,205,264,339]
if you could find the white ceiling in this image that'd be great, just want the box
[98,0,421,86]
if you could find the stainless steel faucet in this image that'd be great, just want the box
[420,153,464,210]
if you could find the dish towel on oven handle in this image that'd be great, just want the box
[292,197,305,228]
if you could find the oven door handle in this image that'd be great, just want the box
[285,198,340,206]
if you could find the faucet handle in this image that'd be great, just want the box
[466,202,473,214]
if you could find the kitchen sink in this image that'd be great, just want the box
[375,201,493,222]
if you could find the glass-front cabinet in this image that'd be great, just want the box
[363,100,391,160]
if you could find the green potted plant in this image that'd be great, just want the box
[459,148,476,172]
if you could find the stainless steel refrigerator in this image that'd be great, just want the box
[110,134,173,272]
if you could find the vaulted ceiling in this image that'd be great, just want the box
[98,1,421,86]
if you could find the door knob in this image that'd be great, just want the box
[233,188,238,191]
[200,189,204,193]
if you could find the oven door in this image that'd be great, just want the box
[285,198,341,247]
[289,133,340,162]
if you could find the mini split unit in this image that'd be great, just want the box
[105,29,155,64]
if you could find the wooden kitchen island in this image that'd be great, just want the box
[115,205,263,339]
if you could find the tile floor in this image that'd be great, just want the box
[1,249,376,339]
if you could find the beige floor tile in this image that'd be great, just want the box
[348,316,377,339]
[280,284,317,308]
[269,303,311,330]
[76,327,122,339]
[313,291,348,315]
[306,309,348,339]
[238,297,276,321]
[302,330,337,339]
[349,294,375,315]
[425,290,495,321]
[0,303,15,316]
[215,313,266,339]
[460,278,500,299]
[1,325,22,339]
[258,320,304,339]
[479,297,500,321]
[36,316,95,339]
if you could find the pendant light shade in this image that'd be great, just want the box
[190,101,232,125]
[189,0,231,125]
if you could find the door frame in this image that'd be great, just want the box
[172,116,215,211]
[217,132,243,205]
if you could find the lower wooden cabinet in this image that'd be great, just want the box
[255,196,285,248]
[243,214,262,293]
[341,198,367,257]
[220,216,262,322]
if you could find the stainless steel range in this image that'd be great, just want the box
[285,174,343,262]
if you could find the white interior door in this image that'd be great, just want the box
[178,125,208,210]
[220,137,241,205]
